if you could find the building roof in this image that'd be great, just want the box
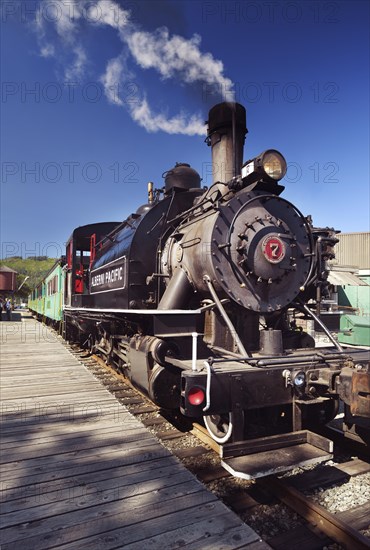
[327,266,369,286]
[0,265,18,274]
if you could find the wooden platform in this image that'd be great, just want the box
[0,315,269,549]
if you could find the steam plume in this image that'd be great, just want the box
[34,0,234,135]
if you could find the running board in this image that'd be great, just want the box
[221,430,333,479]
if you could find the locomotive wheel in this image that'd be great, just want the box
[303,398,339,428]
[204,413,233,444]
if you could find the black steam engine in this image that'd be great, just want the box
[64,103,370,477]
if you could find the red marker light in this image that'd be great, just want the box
[187,387,205,406]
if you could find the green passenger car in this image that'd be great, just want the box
[28,259,65,324]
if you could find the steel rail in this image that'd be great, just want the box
[259,475,370,550]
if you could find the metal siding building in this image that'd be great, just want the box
[331,232,370,269]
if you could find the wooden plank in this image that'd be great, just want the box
[0,353,69,359]
[0,443,170,482]
[109,390,137,397]
[1,427,152,462]
[287,466,350,491]
[48,503,231,550]
[1,478,204,529]
[1,458,184,503]
[116,397,143,405]
[1,395,123,407]
[1,454,179,489]
[1,350,85,357]
[156,429,183,440]
[2,467,192,516]
[0,411,136,434]
[244,542,272,550]
[1,405,119,424]
[1,386,113,399]
[229,492,262,513]
[1,423,140,448]
[1,369,99,379]
[191,423,220,453]
[0,365,93,373]
[1,393,123,406]
[129,405,158,414]
[1,379,99,389]
[0,367,89,376]
[1,417,145,439]
[141,417,167,427]
[1,409,132,427]
[1,431,145,452]
[115,512,257,550]
[1,352,73,360]
[192,463,229,483]
[0,489,217,548]
[174,446,208,458]
[2,392,125,405]
[0,435,164,470]
[337,502,370,531]
[267,525,331,550]
[0,409,135,432]
[287,459,370,492]
[335,458,370,476]
[178,524,264,550]
[63,508,256,550]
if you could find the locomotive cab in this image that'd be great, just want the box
[63,222,120,340]
[65,223,120,305]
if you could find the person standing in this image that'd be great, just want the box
[0,297,3,320]
[5,298,11,321]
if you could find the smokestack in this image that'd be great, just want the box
[207,102,247,189]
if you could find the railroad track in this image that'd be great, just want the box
[64,340,370,550]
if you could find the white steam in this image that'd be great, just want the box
[65,45,88,81]
[126,28,234,94]
[35,0,234,135]
[100,56,127,106]
[129,98,206,135]
[40,43,55,58]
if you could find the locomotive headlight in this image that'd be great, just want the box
[262,150,287,180]
[293,371,306,388]
[241,149,287,184]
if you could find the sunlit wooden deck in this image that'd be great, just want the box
[0,314,269,549]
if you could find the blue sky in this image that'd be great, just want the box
[1,0,369,259]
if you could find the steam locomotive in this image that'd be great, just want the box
[33,103,370,478]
